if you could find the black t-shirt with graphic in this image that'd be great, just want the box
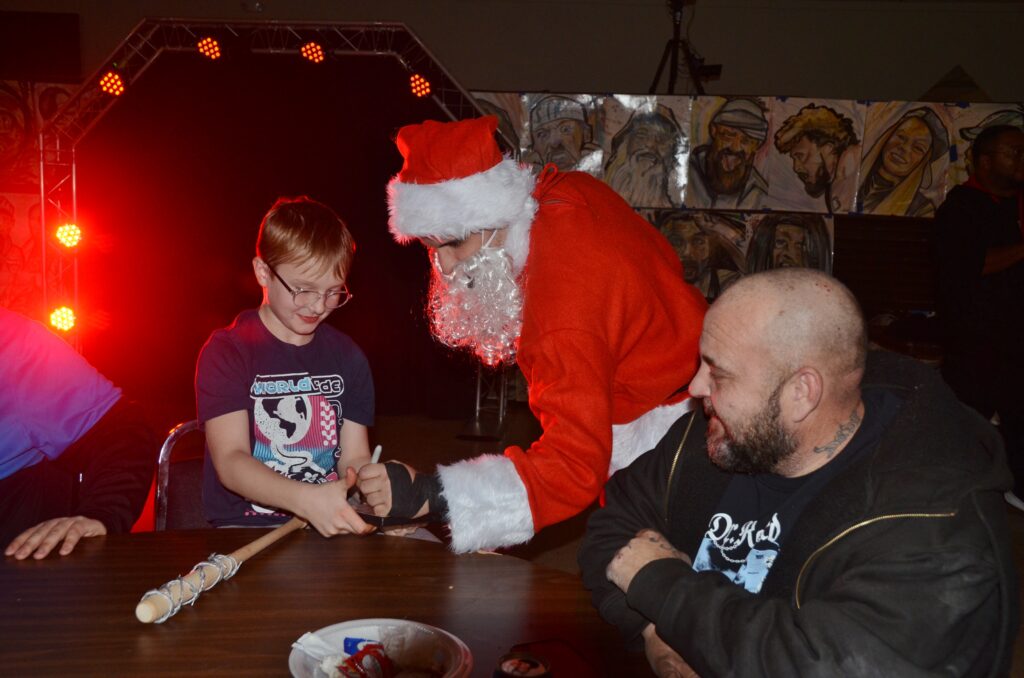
[691,387,902,593]
[196,309,374,527]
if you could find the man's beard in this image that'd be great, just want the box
[707,147,753,196]
[543,142,581,170]
[702,384,797,474]
[427,243,524,367]
[799,161,831,198]
[679,255,707,285]
[606,146,672,208]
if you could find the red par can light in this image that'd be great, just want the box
[300,42,325,64]
[197,37,222,60]
[99,71,125,96]
[50,306,76,332]
[410,74,431,98]
[56,223,81,248]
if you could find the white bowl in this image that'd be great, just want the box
[289,618,472,677]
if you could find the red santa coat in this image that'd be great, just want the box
[436,167,707,552]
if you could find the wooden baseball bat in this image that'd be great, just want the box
[135,517,306,623]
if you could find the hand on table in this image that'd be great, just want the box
[606,528,691,593]
[297,467,376,537]
[642,624,701,678]
[5,516,107,560]
[357,461,429,519]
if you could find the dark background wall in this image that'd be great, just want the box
[0,0,1021,102]
[72,50,478,426]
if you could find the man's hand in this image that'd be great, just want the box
[642,624,701,678]
[356,461,429,518]
[5,516,108,560]
[606,528,691,593]
[297,467,376,537]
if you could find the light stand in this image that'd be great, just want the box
[649,0,722,95]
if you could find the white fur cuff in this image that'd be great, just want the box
[437,454,534,553]
[610,398,696,474]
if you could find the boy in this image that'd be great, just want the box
[196,196,374,536]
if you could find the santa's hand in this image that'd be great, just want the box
[357,462,395,517]
[607,529,691,593]
[297,468,375,537]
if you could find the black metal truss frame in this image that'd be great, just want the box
[38,18,491,320]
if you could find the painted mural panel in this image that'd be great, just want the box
[521,93,604,176]
[765,98,865,214]
[683,96,770,210]
[946,103,1024,188]
[652,208,833,302]
[600,95,691,217]
[472,91,528,155]
[857,102,953,218]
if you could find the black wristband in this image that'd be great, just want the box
[384,462,448,518]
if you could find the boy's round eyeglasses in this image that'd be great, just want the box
[267,264,352,309]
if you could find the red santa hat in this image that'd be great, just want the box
[387,116,537,270]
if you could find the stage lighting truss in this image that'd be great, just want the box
[38,19,491,325]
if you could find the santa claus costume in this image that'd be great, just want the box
[388,116,707,552]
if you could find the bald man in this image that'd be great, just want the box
[579,269,1018,676]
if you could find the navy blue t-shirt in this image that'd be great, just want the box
[195,309,374,526]
[692,387,903,593]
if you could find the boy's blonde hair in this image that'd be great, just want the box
[256,196,356,279]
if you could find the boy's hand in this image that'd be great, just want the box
[298,467,376,537]
[5,516,107,560]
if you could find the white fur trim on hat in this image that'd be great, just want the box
[610,398,697,474]
[388,158,538,272]
[436,453,534,553]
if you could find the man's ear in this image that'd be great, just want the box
[786,367,822,424]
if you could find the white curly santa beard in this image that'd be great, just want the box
[427,244,524,367]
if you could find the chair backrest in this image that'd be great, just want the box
[155,420,209,530]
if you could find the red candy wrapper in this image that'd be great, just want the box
[336,643,397,678]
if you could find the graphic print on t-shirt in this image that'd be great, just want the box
[693,511,781,594]
[248,372,344,514]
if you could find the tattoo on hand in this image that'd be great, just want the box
[813,407,862,458]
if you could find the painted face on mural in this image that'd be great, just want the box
[880,117,933,180]
[532,118,586,170]
[787,136,837,198]
[663,218,709,283]
[771,223,808,268]
[707,123,762,195]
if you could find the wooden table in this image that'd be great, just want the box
[0,528,652,676]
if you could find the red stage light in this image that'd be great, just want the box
[99,71,125,96]
[56,223,82,248]
[197,37,221,60]
[410,74,431,98]
[300,42,325,64]
[50,306,76,331]
[55,224,80,248]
